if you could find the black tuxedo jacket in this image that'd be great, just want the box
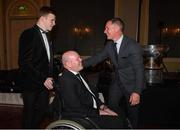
[83,36,146,94]
[18,25,53,91]
[57,69,104,118]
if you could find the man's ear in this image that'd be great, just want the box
[114,24,120,32]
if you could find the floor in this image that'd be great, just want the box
[0,104,22,129]
[139,85,180,128]
[0,104,52,129]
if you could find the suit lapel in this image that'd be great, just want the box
[67,70,96,98]
[65,69,85,88]
[64,69,99,108]
[108,40,118,66]
[47,34,53,70]
[118,36,128,57]
[34,25,47,52]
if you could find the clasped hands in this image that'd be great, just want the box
[44,77,54,90]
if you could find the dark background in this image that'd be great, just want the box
[50,0,180,57]
[50,0,114,56]
[148,0,180,57]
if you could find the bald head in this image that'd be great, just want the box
[62,51,83,72]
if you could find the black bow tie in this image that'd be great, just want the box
[41,30,48,34]
[42,31,48,34]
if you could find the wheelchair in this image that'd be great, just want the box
[46,117,100,129]
[46,119,85,129]
[46,86,100,129]
[46,89,132,129]
[46,72,131,129]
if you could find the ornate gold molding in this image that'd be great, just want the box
[8,0,37,17]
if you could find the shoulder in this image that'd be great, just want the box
[20,25,38,37]
[123,35,136,44]
[105,40,113,46]
[59,69,75,82]
[124,36,141,47]
[103,40,114,50]
[19,26,41,44]
[123,35,143,53]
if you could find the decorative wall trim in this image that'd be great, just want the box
[139,0,149,45]
[163,58,180,72]
[164,58,180,62]
[114,0,120,17]
[8,1,37,17]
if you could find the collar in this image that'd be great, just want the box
[69,70,79,75]
[36,25,47,34]
[115,35,123,45]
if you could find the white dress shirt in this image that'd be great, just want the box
[115,35,124,54]
[40,30,50,62]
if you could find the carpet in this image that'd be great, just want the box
[0,104,22,129]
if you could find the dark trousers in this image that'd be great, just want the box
[22,89,49,128]
[67,115,124,129]
[108,84,140,128]
[90,115,124,129]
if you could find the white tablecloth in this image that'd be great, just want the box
[0,93,23,105]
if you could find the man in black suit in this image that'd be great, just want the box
[18,6,56,128]
[83,18,146,128]
[57,51,124,129]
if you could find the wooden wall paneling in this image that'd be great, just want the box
[115,0,149,45]
[6,0,38,69]
[36,0,50,7]
[114,0,141,41]
[139,0,149,45]
[114,0,120,17]
[0,0,6,69]
[9,18,36,69]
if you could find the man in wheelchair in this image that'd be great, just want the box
[49,51,124,129]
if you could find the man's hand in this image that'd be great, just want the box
[99,109,110,115]
[129,92,140,106]
[99,105,118,116]
[44,77,54,90]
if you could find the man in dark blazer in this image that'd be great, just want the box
[18,6,56,128]
[83,18,146,128]
[57,51,124,129]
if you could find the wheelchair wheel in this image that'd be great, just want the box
[46,119,85,130]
